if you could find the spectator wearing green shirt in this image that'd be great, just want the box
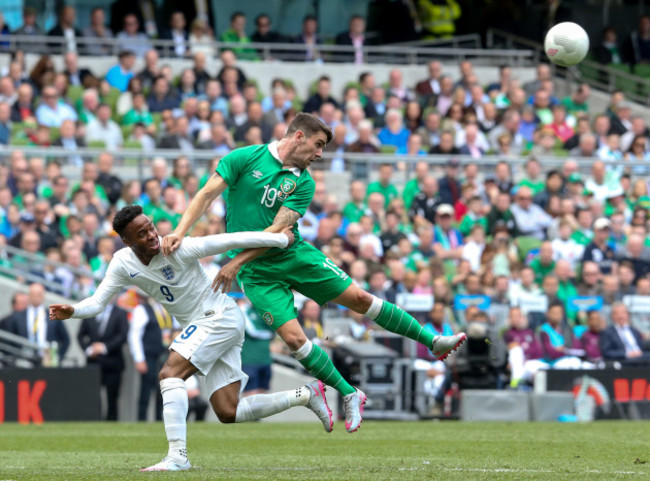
[561,84,590,115]
[518,157,545,195]
[151,185,182,229]
[168,156,191,190]
[240,300,274,395]
[570,208,594,246]
[459,196,488,237]
[555,259,578,305]
[89,236,115,278]
[77,88,99,125]
[142,178,164,222]
[367,163,398,208]
[529,241,556,284]
[342,180,368,224]
[219,12,259,61]
[403,161,429,210]
[121,92,153,126]
[71,162,109,210]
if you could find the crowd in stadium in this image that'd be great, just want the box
[0,4,650,415]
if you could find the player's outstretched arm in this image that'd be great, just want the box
[212,207,301,293]
[185,228,295,259]
[162,173,228,256]
[49,304,74,321]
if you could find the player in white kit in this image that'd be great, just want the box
[49,206,334,472]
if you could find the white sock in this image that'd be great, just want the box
[291,339,313,361]
[364,295,383,320]
[160,378,188,460]
[235,387,311,423]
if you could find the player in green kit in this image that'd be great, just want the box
[163,113,466,432]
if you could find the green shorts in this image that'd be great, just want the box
[237,241,353,330]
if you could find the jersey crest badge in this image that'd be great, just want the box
[280,178,297,195]
[252,170,263,179]
[262,312,274,326]
[161,265,175,281]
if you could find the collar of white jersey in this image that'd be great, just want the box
[267,141,301,177]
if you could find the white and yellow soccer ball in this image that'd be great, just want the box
[544,22,590,67]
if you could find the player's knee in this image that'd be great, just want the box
[351,290,373,313]
[284,331,308,351]
[216,406,237,424]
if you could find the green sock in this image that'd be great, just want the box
[372,301,436,348]
[297,343,356,396]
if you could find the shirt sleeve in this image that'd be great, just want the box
[282,176,315,217]
[215,147,251,187]
[71,259,127,319]
[176,232,289,260]
[128,305,148,363]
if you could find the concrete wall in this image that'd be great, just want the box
[4,53,537,102]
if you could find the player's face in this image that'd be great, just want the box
[292,131,328,169]
[122,215,161,258]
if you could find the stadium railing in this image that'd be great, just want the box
[1,146,645,183]
[487,28,650,107]
[0,329,41,368]
[2,34,535,66]
[1,243,100,284]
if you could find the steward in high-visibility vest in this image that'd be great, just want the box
[418,0,461,39]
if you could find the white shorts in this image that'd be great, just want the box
[170,305,249,396]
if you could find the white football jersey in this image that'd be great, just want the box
[72,232,288,327]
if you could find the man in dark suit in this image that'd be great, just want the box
[293,15,321,62]
[9,283,69,363]
[334,15,373,63]
[0,292,29,332]
[78,300,129,421]
[47,6,83,54]
[63,52,93,87]
[415,61,443,101]
[303,76,339,114]
[10,83,35,123]
[159,11,188,58]
[129,295,175,421]
[600,303,650,364]
[157,116,194,151]
[251,13,287,59]
[437,158,462,206]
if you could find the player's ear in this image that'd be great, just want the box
[294,130,305,143]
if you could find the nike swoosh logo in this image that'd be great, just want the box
[130,272,140,278]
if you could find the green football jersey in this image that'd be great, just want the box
[216,144,315,257]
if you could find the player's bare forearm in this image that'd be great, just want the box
[228,207,300,267]
[270,206,302,230]
[174,173,227,237]
[211,208,300,293]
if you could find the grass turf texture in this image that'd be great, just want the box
[1,421,649,480]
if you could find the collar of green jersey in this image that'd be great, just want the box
[268,141,301,177]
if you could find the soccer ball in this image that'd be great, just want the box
[544,22,590,67]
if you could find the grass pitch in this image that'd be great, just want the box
[1,421,649,480]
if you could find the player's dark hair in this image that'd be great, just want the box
[285,113,332,143]
[113,205,143,237]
